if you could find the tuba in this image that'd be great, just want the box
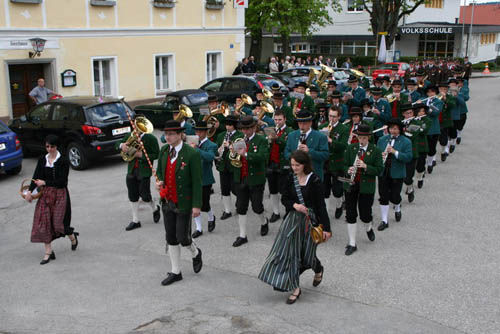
[174,104,193,122]
[257,100,275,121]
[235,94,253,115]
[204,102,230,138]
[305,68,320,96]
[120,115,154,162]
[317,64,333,89]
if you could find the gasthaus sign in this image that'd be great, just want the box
[400,27,453,34]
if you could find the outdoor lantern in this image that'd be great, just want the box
[29,37,46,58]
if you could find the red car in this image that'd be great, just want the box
[372,62,410,80]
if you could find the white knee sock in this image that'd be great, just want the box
[270,194,280,215]
[238,214,247,238]
[222,196,231,214]
[365,221,373,231]
[416,172,424,181]
[336,197,343,209]
[450,138,456,146]
[426,156,434,166]
[440,145,447,154]
[130,201,139,222]
[168,245,181,274]
[347,223,357,246]
[394,204,401,213]
[380,204,389,223]
[325,197,331,214]
[207,210,214,221]
[457,130,462,138]
[432,155,436,162]
[407,183,414,193]
[184,242,199,258]
[194,215,202,232]
[148,199,156,212]
[259,212,268,225]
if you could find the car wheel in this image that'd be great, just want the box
[6,164,22,175]
[67,141,89,170]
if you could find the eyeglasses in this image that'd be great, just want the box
[45,144,56,148]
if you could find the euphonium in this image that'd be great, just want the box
[258,101,275,121]
[229,137,245,168]
[235,94,253,115]
[317,64,333,88]
[174,104,193,122]
[120,115,154,162]
[205,102,230,138]
[262,87,273,102]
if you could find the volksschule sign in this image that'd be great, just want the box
[400,27,453,34]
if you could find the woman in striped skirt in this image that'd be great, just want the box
[258,150,332,304]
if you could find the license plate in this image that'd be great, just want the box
[0,143,5,151]
[112,127,131,136]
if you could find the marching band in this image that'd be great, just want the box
[25,57,473,303]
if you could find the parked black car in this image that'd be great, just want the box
[134,89,208,128]
[200,73,288,103]
[8,96,134,170]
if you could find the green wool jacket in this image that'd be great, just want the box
[116,132,159,178]
[343,142,383,194]
[268,126,293,169]
[416,116,432,154]
[440,94,456,128]
[319,121,349,173]
[215,130,244,172]
[156,143,202,213]
[230,133,269,186]
[403,118,424,159]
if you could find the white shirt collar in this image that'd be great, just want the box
[180,120,186,128]
[278,124,286,132]
[45,151,61,167]
[246,133,255,141]
[199,137,208,146]
[174,141,183,153]
[332,121,339,127]
[229,130,236,136]
[359,144,368,151]
[304,128,312,137]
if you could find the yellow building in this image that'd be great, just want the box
[0,0,246,120]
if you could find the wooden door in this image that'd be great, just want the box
[8,64,45,118]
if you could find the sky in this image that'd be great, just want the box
[461,0,498,4]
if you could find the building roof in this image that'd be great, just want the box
[459,3,500,26]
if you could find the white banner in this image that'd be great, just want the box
[378,35,387,63]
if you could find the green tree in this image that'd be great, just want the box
[246,0,339,63]
[360,0,426,52]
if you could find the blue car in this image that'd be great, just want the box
[0,120,23,175]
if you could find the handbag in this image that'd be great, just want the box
[293,174,324,244]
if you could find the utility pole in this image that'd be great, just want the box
[461,0,466,57]
[465,0,476,57]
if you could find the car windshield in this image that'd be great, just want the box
[0,122,9,134]
[163,95,180,109]
[186,92,208,105]
[86,102,132,124]
[335,71,349,80]
[260,79,282,89]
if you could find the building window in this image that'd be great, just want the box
[425,0,443,8]
[347,0,363,12]
[155,55,174,94]
[274,43,283,53]
[93,58,116,97]
[480,33,496,45]
[291,43,309,53]
[206,52,222,82]
[417,33,454,58]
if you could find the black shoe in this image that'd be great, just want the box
[71,232,79,251]
[377,221,388,231]
[192,230,203,239]
[232,236,248,247]
[192,248,202,273]
[345,245,357,256]
[427,165,433,174]
[456,137,461,145]
[335,207,343,219]
[40,251,56,265]
[449,145,455,153]
[220,212,232,220]
[313,267,324,287]
[286,289,301,304]
[153,205,161,223]
[269,213,281,223]
[260,221,269,236]
[408,191,415,203]
[125,221,141,231]
[441,153,448,162]
[208,218,216,232]
[161,272,183,286]
[417,180,424,189]
[367,228,375,241]
[395,211,402,222]
[432,160,436,167]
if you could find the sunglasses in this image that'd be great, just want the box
[45,144,56,148]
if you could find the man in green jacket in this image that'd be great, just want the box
[117,117,160,232]
[343,124,383,256]
[156,120,203,286]
[230,116,270,247]
[319,106,349,219]
[266,109,293,222]
[437,82,456,162]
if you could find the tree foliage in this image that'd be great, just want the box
[246,0,339,61]
[360,0,426,48]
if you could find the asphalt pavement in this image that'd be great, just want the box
[1,76,499,334]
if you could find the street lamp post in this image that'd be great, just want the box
[29,37,46,58]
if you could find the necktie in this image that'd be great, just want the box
[169,146,176,160]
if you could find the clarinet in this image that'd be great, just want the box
[299,132,307,145]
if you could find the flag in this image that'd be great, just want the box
[378,34,387,63]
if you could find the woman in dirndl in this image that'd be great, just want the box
[258,150,332,304]
[24,135,79,265]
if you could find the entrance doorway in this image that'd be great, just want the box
[8,64,45,118]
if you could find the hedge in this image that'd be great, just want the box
[471,62,497,71]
